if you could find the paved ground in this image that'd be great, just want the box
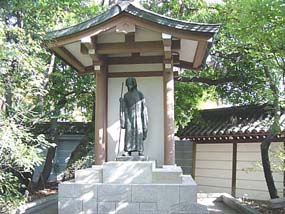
[33,201,58,214]
[26,195,241,214]
[198,197,241,214]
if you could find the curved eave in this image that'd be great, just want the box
[45,2,220,42]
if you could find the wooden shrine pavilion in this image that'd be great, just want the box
[46,1,220,166]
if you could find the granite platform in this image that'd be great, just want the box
[58,161,208,214]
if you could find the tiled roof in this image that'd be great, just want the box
[46,1,220,40]
[177,105,285,142]
[34,122,93,137]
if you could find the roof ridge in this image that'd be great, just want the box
[126,2,221,27]
[200,104,268,113]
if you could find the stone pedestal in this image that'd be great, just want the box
[58,161,208,214]
[115,156,148,161]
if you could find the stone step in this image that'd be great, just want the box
[152,165,183,184]
[75,161,185,184]
[103,161,155,184]
[75,165,103,183]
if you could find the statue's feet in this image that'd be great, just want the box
[139,152,144,156]
[122,152,132,156]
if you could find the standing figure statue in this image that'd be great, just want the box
[120,77,148,156]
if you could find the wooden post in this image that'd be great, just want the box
[231,143,237,197]
[163,59,175,165]
[95,64,107,165]
[192,142,197,179]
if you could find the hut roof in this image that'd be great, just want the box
[46,1,220,41]
[177,105,285,143]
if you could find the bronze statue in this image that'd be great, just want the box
[120,77,148,156]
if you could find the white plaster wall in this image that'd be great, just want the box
[107,77,164,165]
[179,39,197,63]
[236,143,283,200]
[195,144,233,194]
[135,27,162,41]
[195,142,284,200]
[97,31,125,43]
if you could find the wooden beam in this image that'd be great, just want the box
[162,33,172,60]
[193,40,208,69]
[172,40,180,50]
[53,47,85,73]
[108,71,163,78]
[125,32,135,43]
[164,59,172,72]
[96,41,163,54]
[80,36,102,63]
[177,60,195,70]
[107,55,164,65]
[81,36,94,50]
[231,143,237,197]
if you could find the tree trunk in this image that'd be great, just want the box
[261,135,279,199]
[262,65,281,199]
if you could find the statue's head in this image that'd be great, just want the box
[126,77,137,91]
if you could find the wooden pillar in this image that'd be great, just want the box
[163,59,175,165]
[95,64,107,165]
[192,142,197,179]
[231,143,237,197]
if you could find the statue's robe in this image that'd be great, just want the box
[120,89,148,152]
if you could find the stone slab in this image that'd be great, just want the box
[156,185,180,211]
[139,202,157,211]
[58,181,75,198]
[115,202,139,214]
[75,166,103,184]
[98,184,131,202]
[103,161,154,184]
[181,175,196,185]
[98,202,116,214]
[132,185,159,203]
[116,156,148,161]
[152,166,182,184]
[58,198,82,214]
[83,199,98,214]
[180,185,197,203]
[74,183,98,201]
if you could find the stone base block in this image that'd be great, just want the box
[59,162,198,214]
[152,165,182,184]
[103,161,154,184]
[75,166,102,183]
[116,155,148,161]
[58,198,82,214]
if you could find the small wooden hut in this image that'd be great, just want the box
[46,1,219,166]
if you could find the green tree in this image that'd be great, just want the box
[144,0,285,198]
[213,0,284,199]
[0,0,102,209]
